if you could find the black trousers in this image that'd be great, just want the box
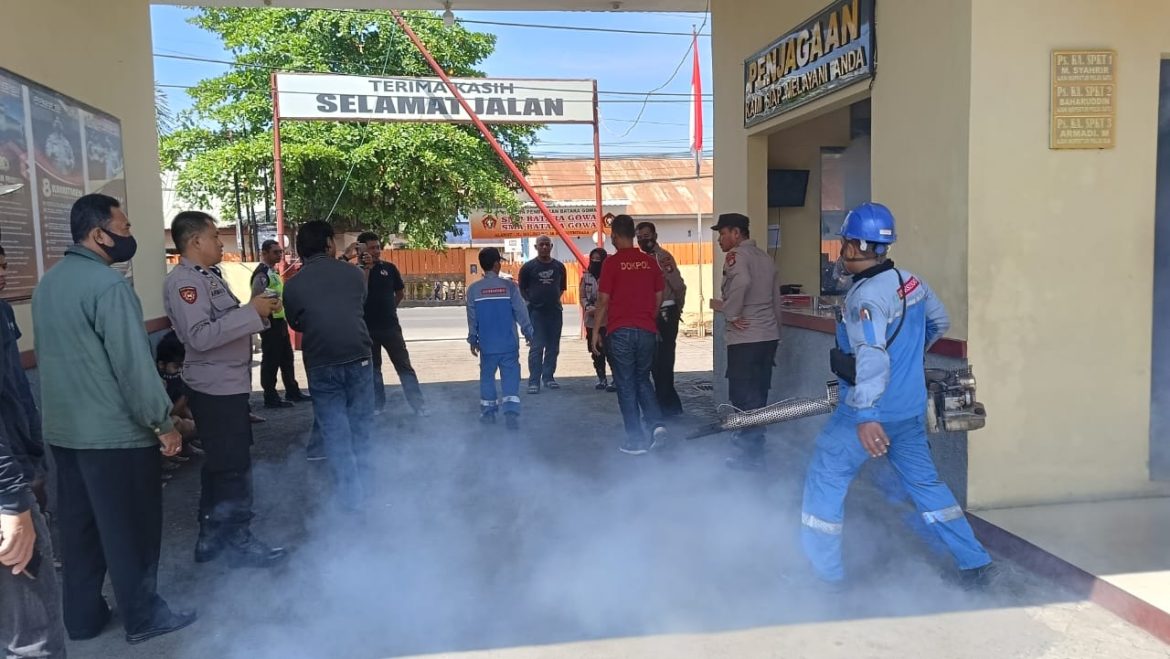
[652,305,683,415]
[584,326,614,381]
[53,445,165,636]
[370,323,424,412]
[726,339,779,456]
[260,318,301,402]
[187,391,254,531]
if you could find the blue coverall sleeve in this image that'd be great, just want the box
[466,285,479,347]
[511,284,534,341]
[844,291,891,423]
[922,281,951,350]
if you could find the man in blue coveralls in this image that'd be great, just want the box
[467,248,534,431]
[800,202,996,590]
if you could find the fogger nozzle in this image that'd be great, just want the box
[686,366,987,440]
[686,382,839,440]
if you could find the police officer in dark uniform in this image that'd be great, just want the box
[163,211,286,568]
[251,239,309,409]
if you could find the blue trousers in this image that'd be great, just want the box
[308,358,375,510]
[608,327,663,446]
[801,412,991,583]
[480,350,521,416]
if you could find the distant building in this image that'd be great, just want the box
[519,156,713,262]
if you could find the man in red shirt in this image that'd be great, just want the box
[592,215,668,454]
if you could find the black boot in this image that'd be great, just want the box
[222,528,288,569]
[264,393,293,409]
[194,518,223,563]
[286,389,311,402]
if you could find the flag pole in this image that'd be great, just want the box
[695,154,705,338]
[691,27,706,338]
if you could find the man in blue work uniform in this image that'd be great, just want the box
[467,248,533,431]
[800,202,995,590]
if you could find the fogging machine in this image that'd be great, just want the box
[686,367,988,440]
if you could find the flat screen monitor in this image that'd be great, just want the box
[767,169,809,208]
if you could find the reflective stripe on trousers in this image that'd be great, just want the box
[800,411,991,583]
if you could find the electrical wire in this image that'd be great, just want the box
[322,21,396,223]
[599,0,710,139]
[325,7,713,37]
[153,53,711,98]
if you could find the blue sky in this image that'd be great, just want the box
[150,6,713,159]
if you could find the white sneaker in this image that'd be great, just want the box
[651,426,668,449]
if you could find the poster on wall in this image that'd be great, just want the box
[0,66,130,300]
[0,71,37,300]
[29,86,84,274]
[84,111,131,279]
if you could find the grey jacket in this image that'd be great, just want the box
[164,258,266,396]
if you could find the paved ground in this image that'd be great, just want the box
[398,306,583,342]
[63,309,1168,658]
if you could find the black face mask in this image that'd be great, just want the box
[638,239,655,254]
[588,261,603,278]
[100,228,137,263]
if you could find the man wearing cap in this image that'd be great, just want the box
[710,213,784,472]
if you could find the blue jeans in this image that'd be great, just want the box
[527,306,562,385]
[308,358,376,509]
[800,412,991,582]
[607,327,663,445]
[480,350,522,416]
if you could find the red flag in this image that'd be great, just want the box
[689,28,703,175]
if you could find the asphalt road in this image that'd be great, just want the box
[398,305,583,342]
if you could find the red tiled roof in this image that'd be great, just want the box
[525,157,713,217]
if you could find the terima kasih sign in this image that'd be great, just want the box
[275,73,595,124]
[743,0,875,128]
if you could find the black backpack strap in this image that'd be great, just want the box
[886,269,908,348]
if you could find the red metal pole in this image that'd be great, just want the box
[592,81,604,249]
[271,72,286,275]
[388,10,588,269]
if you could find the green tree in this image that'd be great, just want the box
[159,8,539,247]
[155,85,175,137]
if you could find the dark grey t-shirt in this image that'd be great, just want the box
[283,255,372,370]
[519,258,566,310]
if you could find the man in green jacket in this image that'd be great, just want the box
[32,194,196,646]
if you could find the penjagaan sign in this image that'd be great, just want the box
[743,0,875,128]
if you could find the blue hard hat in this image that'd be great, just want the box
[840,202,897,252]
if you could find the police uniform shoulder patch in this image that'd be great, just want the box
[179,287,198,304]
[661,253,676,273]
